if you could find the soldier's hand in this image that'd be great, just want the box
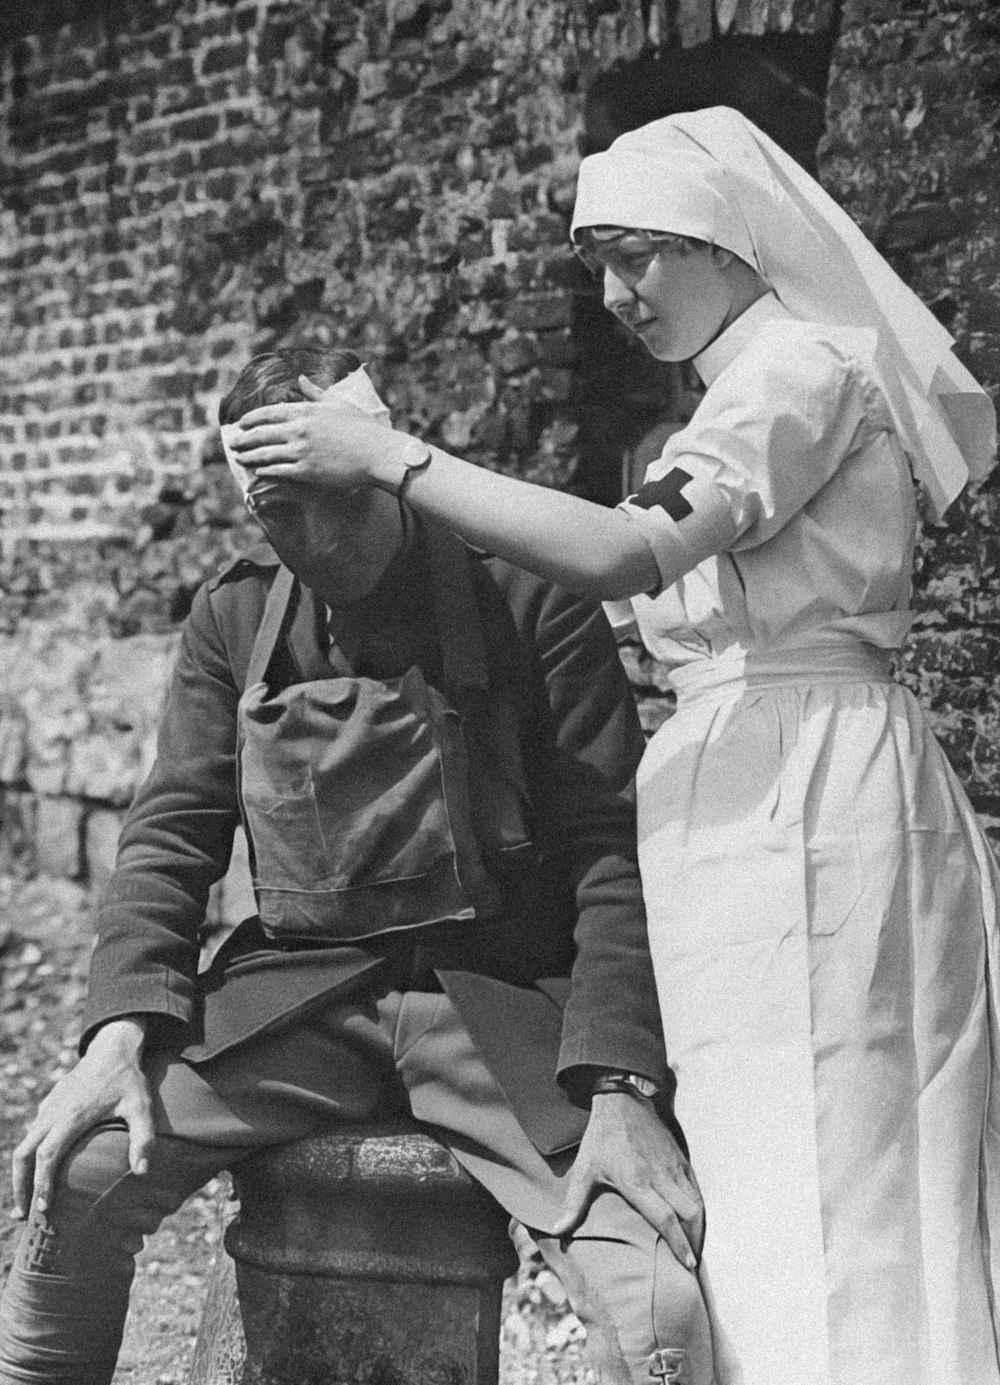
[552,1091,704,1271]
[11,1017,154,1219]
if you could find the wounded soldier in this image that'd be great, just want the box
[0,347,715,1385]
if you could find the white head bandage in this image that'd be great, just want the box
[571,106,996,516]
[219,364,393,499]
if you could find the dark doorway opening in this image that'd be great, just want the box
[568,23,841,504]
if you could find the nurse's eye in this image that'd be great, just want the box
[613,250,655,278]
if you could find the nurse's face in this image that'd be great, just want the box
[590,232,740,362]
[250,482,402,604]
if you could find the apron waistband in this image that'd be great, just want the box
[670,643,895,707]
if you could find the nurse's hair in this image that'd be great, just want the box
[572,225,708,277]
[218,347,362,425]
[575,225,706,254]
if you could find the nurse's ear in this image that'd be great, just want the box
[712,246,771,304]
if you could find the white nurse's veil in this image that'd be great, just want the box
[571,106,996,517]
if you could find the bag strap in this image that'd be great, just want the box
[243,521,492,694]
[421,519,490,692]
[243,564,296,691]
[421,520,532,806]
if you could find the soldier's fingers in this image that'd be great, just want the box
[650,1169,702,1228]
[123,1099,155,1177]
[10,1127,45,1218]
[652,1181,704,1259]
[30,1120,88,1214]
[626,1186,699,1272]
[551,1169,598,1247]
[683,1158,702,1199]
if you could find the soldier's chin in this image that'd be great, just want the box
[291,551,360,586]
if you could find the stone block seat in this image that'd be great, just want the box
[188,1119,519,1385]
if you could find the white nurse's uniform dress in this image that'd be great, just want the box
[611,295,1000,1385]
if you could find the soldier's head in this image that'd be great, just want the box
[218,349,402,604]
[219,347,362,422]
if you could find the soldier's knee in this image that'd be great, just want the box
[649,1240,715,1385]
[58,1124,132,1203]
[561,1227,716,1385]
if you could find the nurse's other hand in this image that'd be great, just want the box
[552,1092,704,1271]
[10,1017,154,1220]
[229,396,401,493]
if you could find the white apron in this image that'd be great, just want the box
[638,647,1000,1385]
[609,303,1000,1384]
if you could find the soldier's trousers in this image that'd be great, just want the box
[0,989,714,1385]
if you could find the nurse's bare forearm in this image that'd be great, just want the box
[228,400,659,598]
[373,444,658,601]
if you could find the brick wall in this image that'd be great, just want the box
[0,0,596,554]
[0,0,842,556]
[0,0,648,891]
[0,0,997,889]
[820,0,1000,820]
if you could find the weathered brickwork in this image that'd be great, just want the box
[0,0,694,550]
[820,0,1000,816]
[0,0,842,554]
[0,0,997,882]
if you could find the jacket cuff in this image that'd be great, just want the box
[556,1033,670,1109]
[80,985,194,1055]
[556,1015,668,1093]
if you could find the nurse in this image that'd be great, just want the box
[230,107,1000,1385]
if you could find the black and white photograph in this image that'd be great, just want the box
[0,1,998,1382]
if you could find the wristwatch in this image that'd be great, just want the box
[385,434,433,497]
[589,1071,661,1102]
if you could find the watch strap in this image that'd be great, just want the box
[590,1071,660,1101]
[391,434,433,497]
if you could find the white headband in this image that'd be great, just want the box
[572,106,996,517]
[220,364,392,499]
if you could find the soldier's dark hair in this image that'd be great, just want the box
[218,347,362,425]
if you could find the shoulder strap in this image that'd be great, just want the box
[421,520,490,692]
[245,528,491,694]
[421,519,533,804]
[243,565,296,691]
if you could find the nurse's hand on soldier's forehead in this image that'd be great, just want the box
[229,376,387,493]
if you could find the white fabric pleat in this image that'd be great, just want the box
[639,658,1000,1385]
